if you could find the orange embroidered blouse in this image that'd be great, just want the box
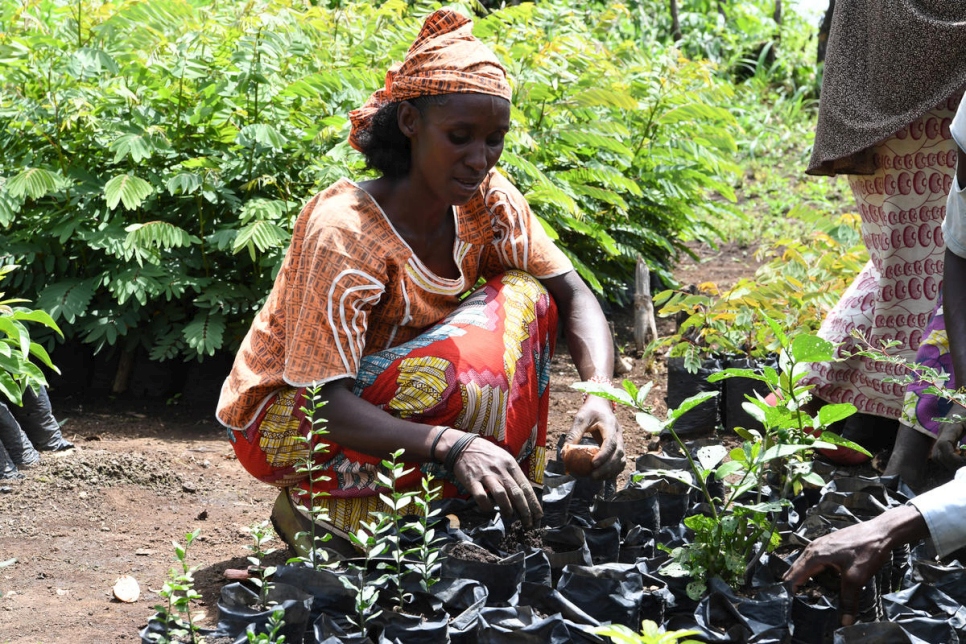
[216,169,573,429]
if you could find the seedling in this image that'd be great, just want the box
[146,529,204,644]
[338,448,446,636]
[245,606,287,644]
[407,470,444,592]
[575,319,870,598]
[246,520,278,610]
[596,619,702,644]
[289,385,334,569]
[342,516,389,636]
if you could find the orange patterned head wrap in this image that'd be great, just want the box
[348,9,511,152]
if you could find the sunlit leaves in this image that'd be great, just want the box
[36,279,98,324]
[104,174,153,210]
[125,222,201,251]
[5,168,67,200]
[184,310,225,357]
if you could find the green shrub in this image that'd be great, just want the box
[654,211,867,371]
[0,265,61,404]
[0,0,800,361]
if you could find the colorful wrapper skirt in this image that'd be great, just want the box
[228,271,557,537]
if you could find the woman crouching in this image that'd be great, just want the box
[216,9,624,556]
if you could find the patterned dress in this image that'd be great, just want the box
[806,97,958,433]
[216,169,573,536]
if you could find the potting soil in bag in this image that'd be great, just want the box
[540,524,593,584]
[689,578,791,644]
[374,592,449,644]
[430,577,487,644]
[217,581,313,643]
[541,471,575,527]
[665,356,723,437]
[520,581,601,629]
[476,606,575,644]
[12,387,72,452]
[592,485,660,533]
[441,544,525,606]
[0,403,38,467]
[908,559,966,606]
[556,562,649,629]
[790,594,839,644]
[883,583,966,643]
[582,518,621,565]
[630,472,692,527]
[618,525,655,563]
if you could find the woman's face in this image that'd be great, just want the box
[399,93,511,206]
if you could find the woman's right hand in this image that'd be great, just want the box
[931,420,966,472]
[446,433,543,529]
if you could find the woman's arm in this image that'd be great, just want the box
[932,148,966,470]
[318,382,543,528]
[542,270,626,480]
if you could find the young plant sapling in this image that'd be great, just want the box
[406,470,444,592]
[245,606,287,644]
[574,320,871,599]
[371,448,417,611]
[342,516,390,637]
[147,529,204,644]
[289,385,334,569]
[246,520,278,610]
[595,619,702,644]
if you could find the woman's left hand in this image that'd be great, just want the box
[564,396,625,479]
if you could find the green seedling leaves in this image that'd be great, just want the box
[760,443,814,461]
[790,334,835,363]
[571,380,634,407]
[715,460,744,480]
[707,368,768,383]
[817,402,856,428]
[696,445,727,471]
[811,430,872,457]
[636,411,662,434]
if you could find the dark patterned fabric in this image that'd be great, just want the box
[809,0,966,175]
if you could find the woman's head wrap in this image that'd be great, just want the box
[348,9,511,152]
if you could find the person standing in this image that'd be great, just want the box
[803,1,966,486]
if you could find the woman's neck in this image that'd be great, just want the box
[358,176,460,280]
[360,176,449,233]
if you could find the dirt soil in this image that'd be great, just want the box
[0,241,761,644]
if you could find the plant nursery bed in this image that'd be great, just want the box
[4,241,960,643]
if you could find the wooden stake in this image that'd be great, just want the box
[634,256,659,353]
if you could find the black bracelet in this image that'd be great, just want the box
[443,432,479,472]
[429,426,450,463]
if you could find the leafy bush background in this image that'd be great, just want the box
[0,0,822,362]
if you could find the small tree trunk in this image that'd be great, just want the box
[773,0,782,25]
[633,257,659,353]
[112,348,135,395]
[670,0,681,41]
